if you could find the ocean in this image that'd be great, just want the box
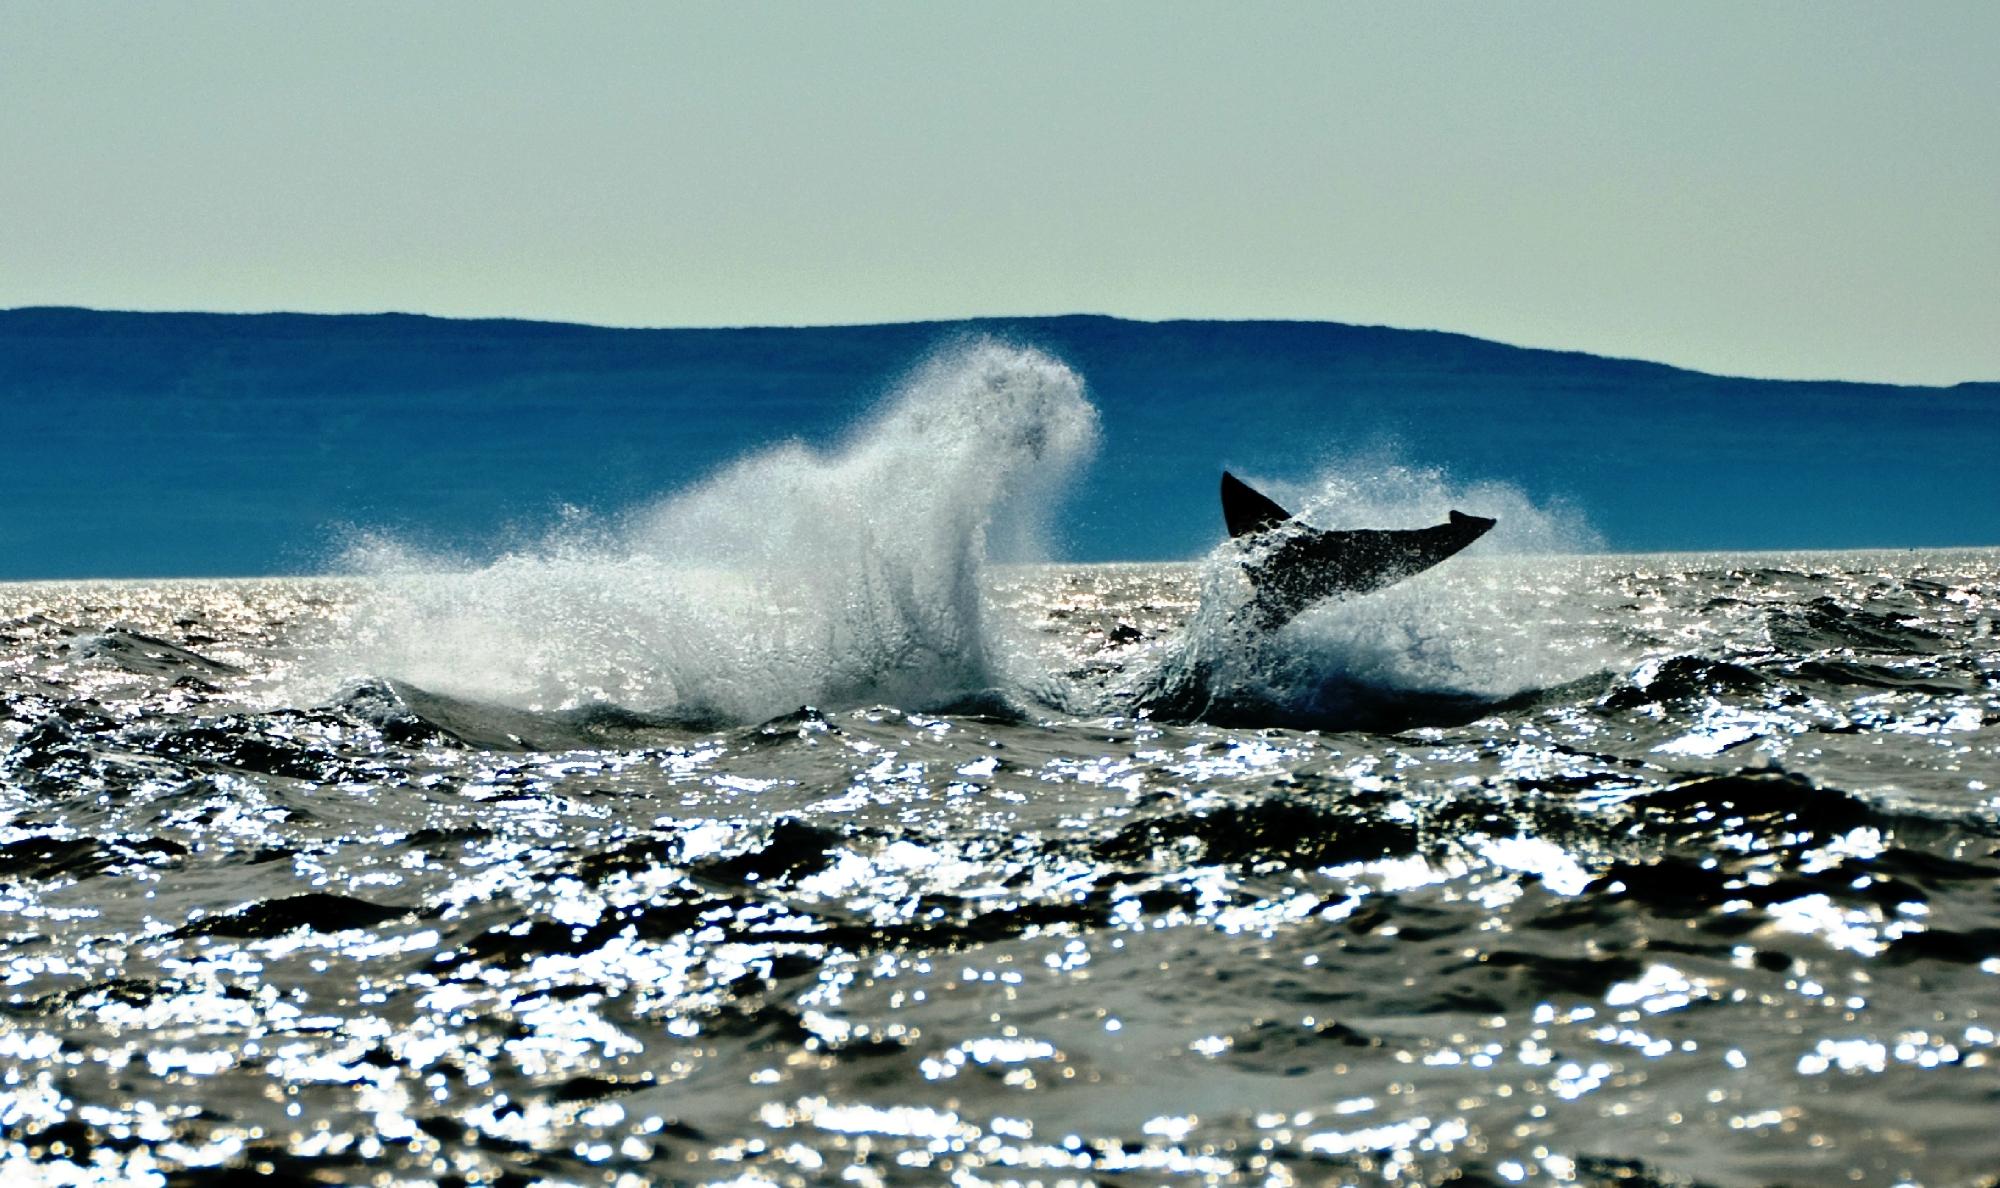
[2,345,1998,1187]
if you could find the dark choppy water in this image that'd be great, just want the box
[3,551,1998,1187]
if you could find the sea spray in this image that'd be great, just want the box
[315,340,1099,720]
[311,352,1608,730]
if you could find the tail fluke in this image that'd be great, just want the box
[1221,471,1293,538]
[1220,470,1496,629]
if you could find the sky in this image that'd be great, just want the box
[3,2,1996,385]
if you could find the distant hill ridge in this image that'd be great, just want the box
[3,307,1995,577]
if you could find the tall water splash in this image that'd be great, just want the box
[1131,460,1610,728]
[320,340,1099,722]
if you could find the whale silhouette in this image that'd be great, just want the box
[1223,471,1496,630]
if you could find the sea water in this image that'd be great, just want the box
[2,345,1997,1186]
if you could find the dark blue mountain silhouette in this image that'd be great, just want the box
[2,307,1994,578]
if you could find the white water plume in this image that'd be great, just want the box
[316,340,1099,721]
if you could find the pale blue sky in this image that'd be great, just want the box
[3,2,1995,383]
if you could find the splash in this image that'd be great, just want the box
[308,352,1608,732]
[1128,460,1613,728]
[314,340,1099,721]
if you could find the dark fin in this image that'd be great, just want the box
[1221,472,1293,538]
[1449,510,1497,532]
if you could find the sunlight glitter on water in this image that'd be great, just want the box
[3,552,1999,1185]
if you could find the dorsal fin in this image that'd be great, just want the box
[1221,471,1293,538]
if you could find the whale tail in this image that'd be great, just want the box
[1221,472,1495,628]
[1221,470,1294,537]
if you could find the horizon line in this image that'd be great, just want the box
[7,543,2000,586]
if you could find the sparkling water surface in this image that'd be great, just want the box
[3,551,1998,1187]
